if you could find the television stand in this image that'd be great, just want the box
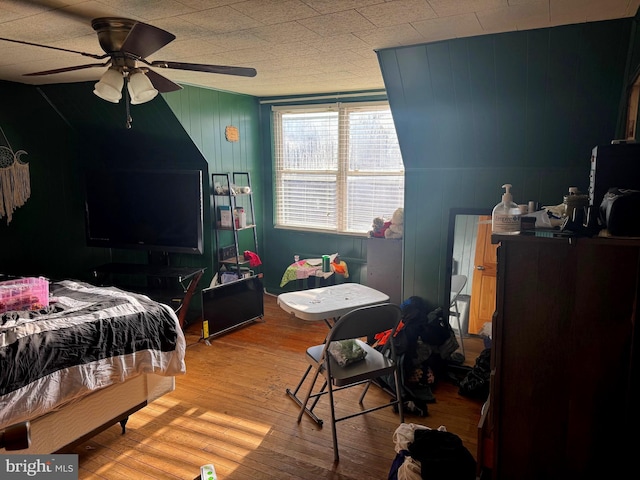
[92,263,206,329]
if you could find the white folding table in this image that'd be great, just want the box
[279,283,391,424]
[277,282,390,327]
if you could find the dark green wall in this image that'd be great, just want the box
[163,85,261,288]
[0,81,260,321]
[0,81,85,279]
[378,18,633,307]
[1,15,638,315]
[0,81,214,279]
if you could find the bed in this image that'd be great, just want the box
[0,279,186,453]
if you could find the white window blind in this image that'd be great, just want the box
[273,102,404,234]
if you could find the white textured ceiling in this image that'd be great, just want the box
[0,0,638,98]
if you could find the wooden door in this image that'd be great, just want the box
[468,216,497,334]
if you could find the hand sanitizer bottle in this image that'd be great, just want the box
[492,183,521,235]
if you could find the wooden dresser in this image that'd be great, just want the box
[478,235,638,479]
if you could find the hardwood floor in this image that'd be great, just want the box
[71,293,486,479]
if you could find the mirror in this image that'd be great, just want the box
[445,208,495,345]
[625,72,640,139]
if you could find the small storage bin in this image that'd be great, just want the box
[0,277,49,313]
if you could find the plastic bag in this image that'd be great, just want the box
[328,339,367,366]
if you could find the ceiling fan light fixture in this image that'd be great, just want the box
[128,70,158,104]
[93,67,124,103]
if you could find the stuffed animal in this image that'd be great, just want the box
[385,208,404,239]
[369,217,391,238]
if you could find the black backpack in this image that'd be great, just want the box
[458,348,491,400]
[408,429,476,480]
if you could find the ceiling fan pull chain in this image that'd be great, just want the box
[124,76,132,129]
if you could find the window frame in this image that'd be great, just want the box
[272,100,405,235]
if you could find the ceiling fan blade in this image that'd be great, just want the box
[5,0,109,24]
[145,69,183,93]
[150,61,257,77]
[120,21,175,59]
[0,37,107,60]
[23,61,111,76]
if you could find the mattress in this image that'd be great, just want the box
[0,279,186,432]
[11,373,175,454]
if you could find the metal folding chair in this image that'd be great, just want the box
[286,303,404,462]
[450,274,468,359]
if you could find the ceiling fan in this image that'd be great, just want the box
[0,16,257,125]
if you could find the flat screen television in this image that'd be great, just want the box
[201,275,264,337]
[85,168,204,255]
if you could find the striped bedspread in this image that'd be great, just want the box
[0,279,186,429]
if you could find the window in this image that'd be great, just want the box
[273,102,404,234]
